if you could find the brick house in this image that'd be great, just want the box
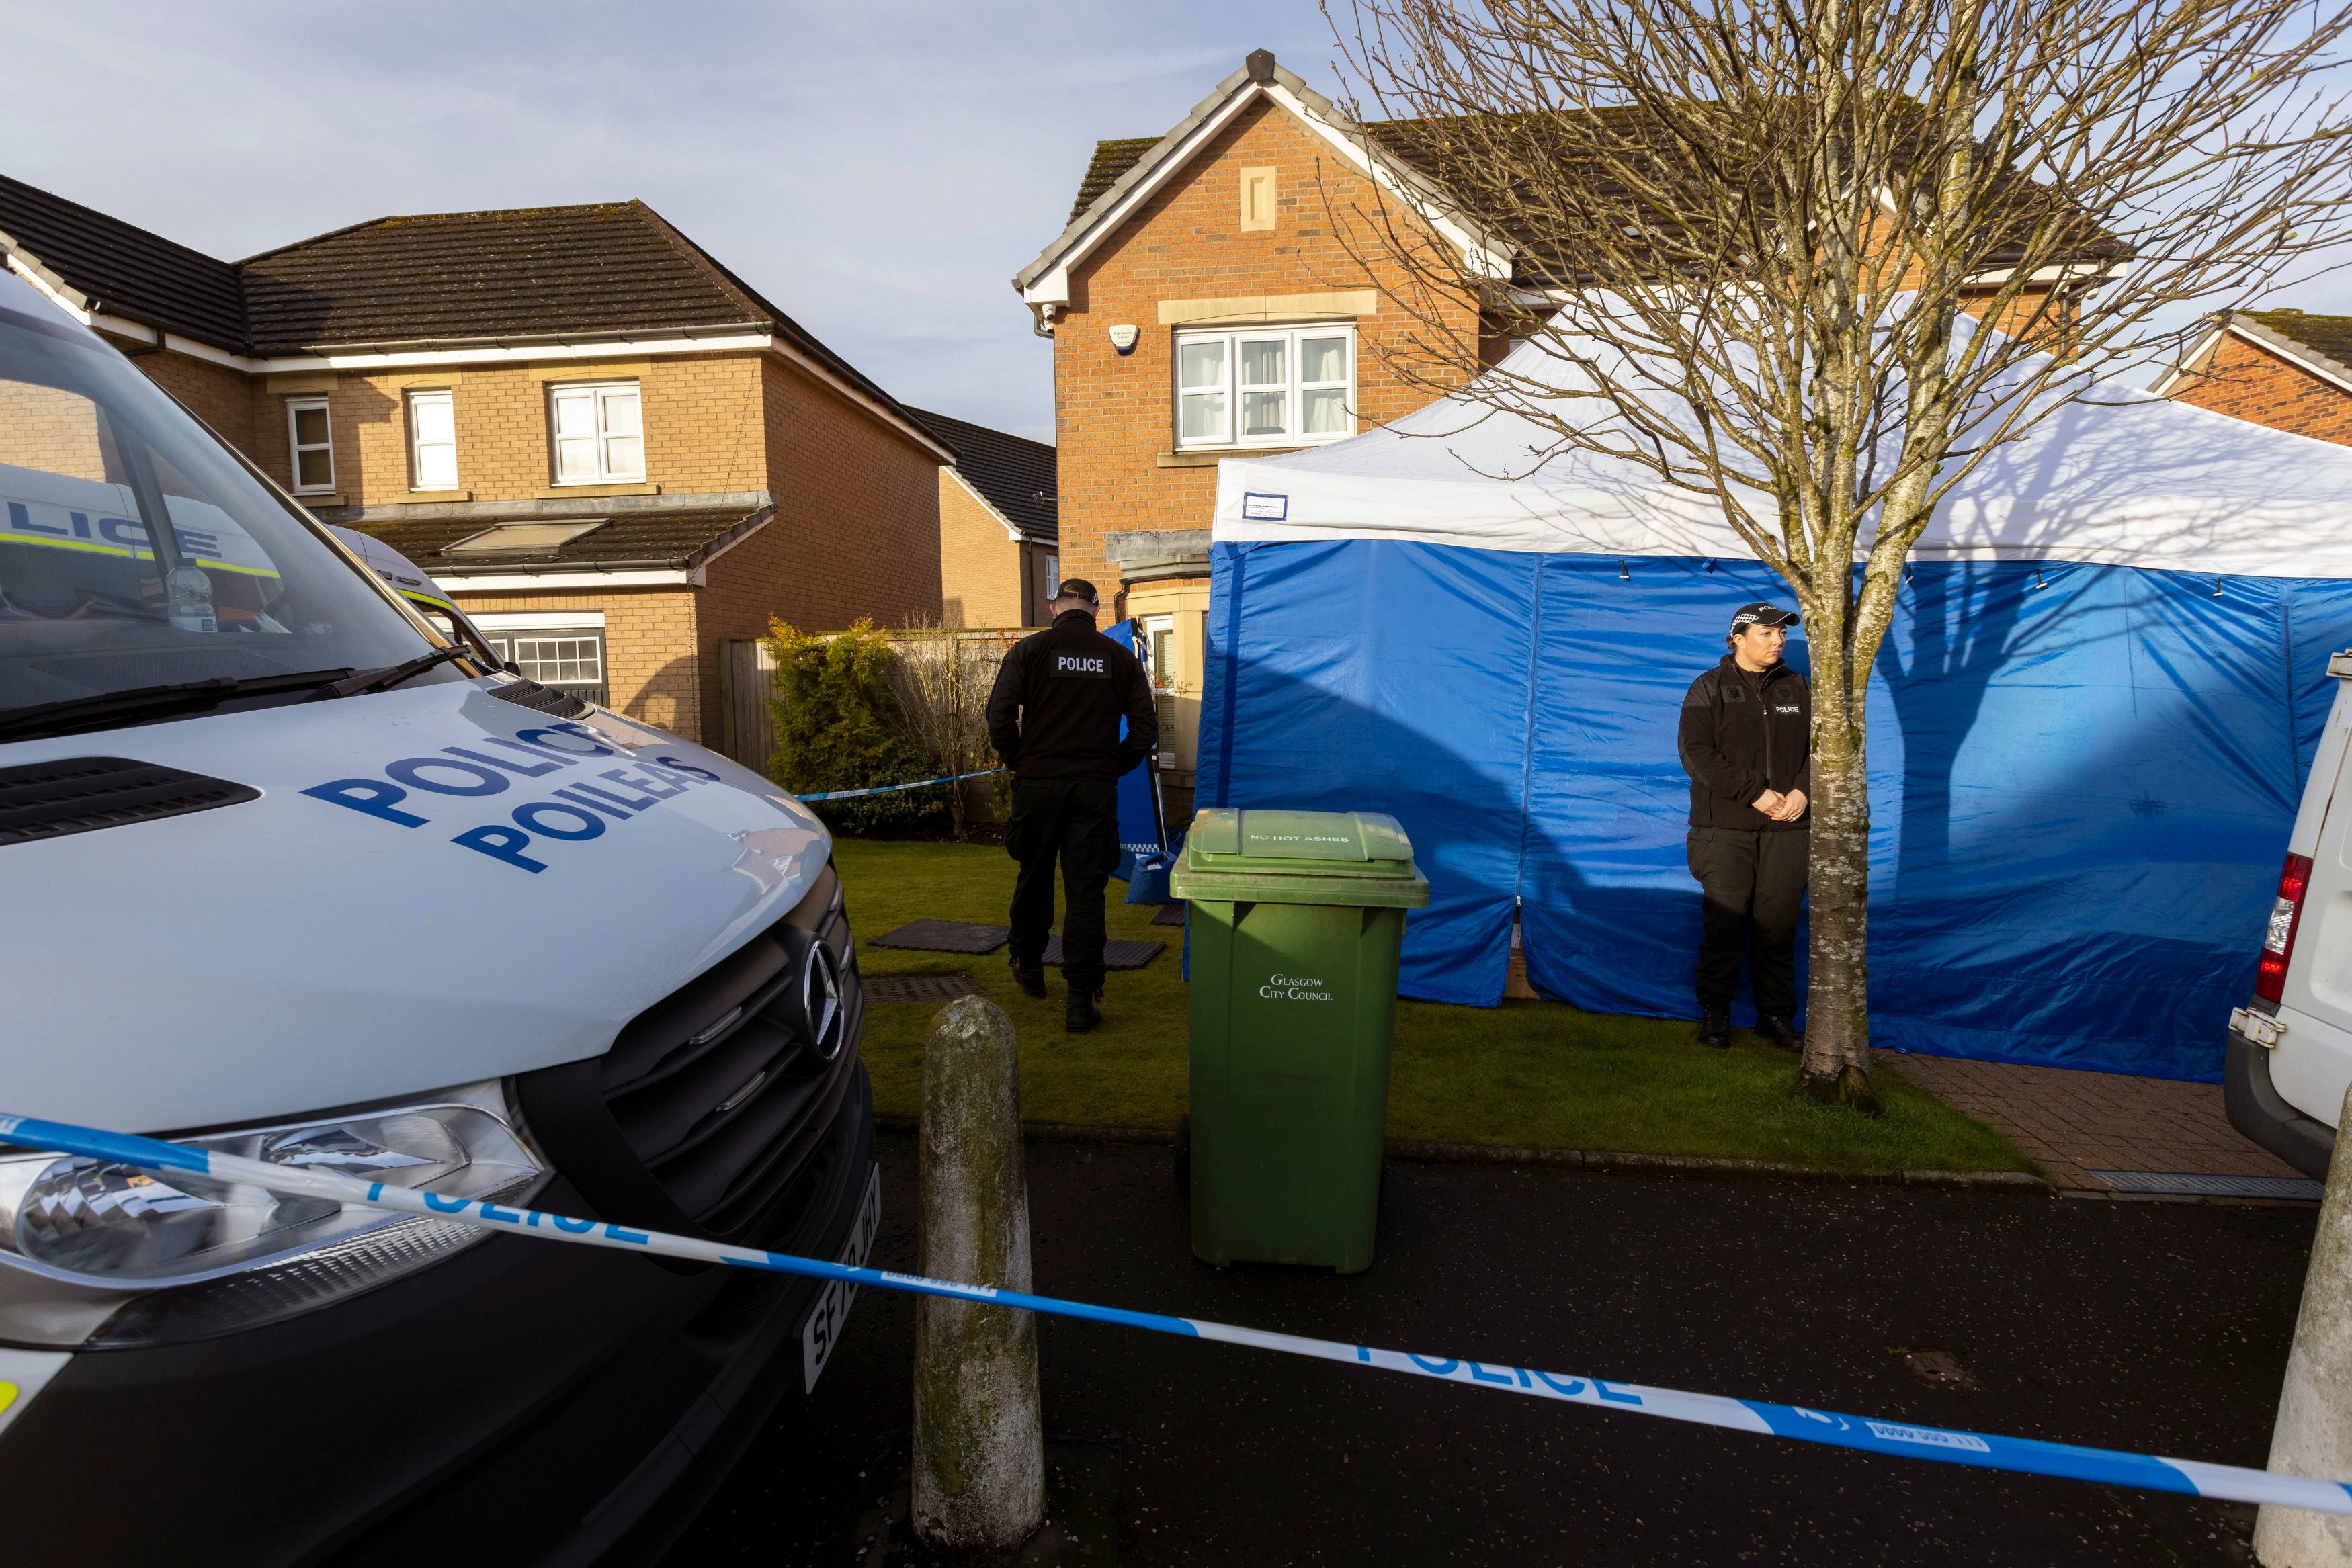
[910,407,1058,629]
[0,174,949,758]
[2154,309,2352,446]
[1016,50,2120,805]
[1014,50,1499,797]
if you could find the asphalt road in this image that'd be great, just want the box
[666,1133,2316,1566]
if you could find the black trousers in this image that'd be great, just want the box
[1687,826,1808,1016]
[1006,776,1121,993]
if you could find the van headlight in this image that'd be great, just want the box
[0,1080,544,1350]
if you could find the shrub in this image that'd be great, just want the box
[764,619,941,834]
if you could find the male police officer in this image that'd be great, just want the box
[1678,601,1811,1053]
[986,579,1157,1032]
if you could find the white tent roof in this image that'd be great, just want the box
[1212,335,2352,579]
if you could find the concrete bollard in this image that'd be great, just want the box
[2257,1078,2352,1565]
[912,996,1045,1551]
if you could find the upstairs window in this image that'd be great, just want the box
[286,398,334,492]
[1172,326,1353,449]
[548,381,644,484]
[407,390,457,490]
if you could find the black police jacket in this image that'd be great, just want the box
[1677,654,1812,831]
[986,611,1158,781]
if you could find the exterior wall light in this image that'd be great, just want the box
[1108,324,1140,355]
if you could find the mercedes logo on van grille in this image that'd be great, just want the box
[804,943,845,1061]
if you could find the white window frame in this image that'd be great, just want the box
[286,397,335,493]
[1171,324,1355,450]
[546,380,646,485]
[479,621,610,707]
[407,388,458,492]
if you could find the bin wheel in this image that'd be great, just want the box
[1174,1115,1191,1199]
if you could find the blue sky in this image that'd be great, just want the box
[5,1,2343,443]
[1,1,1343,443]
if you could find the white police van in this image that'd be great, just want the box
[0,262,877,1564]
[2228,649,2352,1180]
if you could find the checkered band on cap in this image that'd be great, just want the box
[1730,601,1800,631]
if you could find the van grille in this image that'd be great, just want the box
[515,863,864,1242]
[0,756,259,848]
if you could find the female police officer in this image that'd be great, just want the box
[1677,602,1810,1051]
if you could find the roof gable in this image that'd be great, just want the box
[1014,53,1501,318]
[2155,308,2352,400]
[909,408,1057,543]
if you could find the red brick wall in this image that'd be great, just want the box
[744,356,943,635]
[1053,97,1479,594]
[2167,331,2352,446]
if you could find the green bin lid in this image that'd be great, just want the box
[1171,808,1429,908]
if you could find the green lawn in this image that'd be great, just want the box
[836,838,2035,1175]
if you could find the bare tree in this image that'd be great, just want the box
[1324,0,2351,1109]
[890,621,1007,840]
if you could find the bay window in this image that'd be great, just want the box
[1172,324,1353,449]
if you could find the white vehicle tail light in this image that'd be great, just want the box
[2257,852,2315,1004]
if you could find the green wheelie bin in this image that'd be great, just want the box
[1169,808,1430,1273]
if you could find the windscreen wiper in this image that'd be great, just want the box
[0,667,358,743]
[318,644,474,699]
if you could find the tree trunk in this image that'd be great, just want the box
[1800,636,1882,1115]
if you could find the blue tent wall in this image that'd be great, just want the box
[1198,539,2352,1080]
[1102,618,1165,878]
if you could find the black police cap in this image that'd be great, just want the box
[1729,601,1800,632]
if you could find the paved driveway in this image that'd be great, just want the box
[669,1133,2314,1566]
[1884,1051,2313,1194]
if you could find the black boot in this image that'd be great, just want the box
[1699,1007,1731,1049]
[1009,954,1046,998]
[1758,1014,1804,1053]
[1066,986,1102,1034]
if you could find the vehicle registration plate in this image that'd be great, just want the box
[800,1163,882,1392]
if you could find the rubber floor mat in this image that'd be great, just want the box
[1042,936,1165,969]
[1150,902,1187,926]
[863,974,986,1005]
[868,920,1010,954]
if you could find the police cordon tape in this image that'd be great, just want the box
[3,1107,2344,1517]
[794,768,1006,803]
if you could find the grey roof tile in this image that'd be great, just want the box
[907,408,1056,544]
[0,182,929,441]
[0,173,247,350]
[2242,310,2352,378]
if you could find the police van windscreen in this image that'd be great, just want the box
[0,272,441,734]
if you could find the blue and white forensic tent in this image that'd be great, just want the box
[1201,341,2352,1080]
